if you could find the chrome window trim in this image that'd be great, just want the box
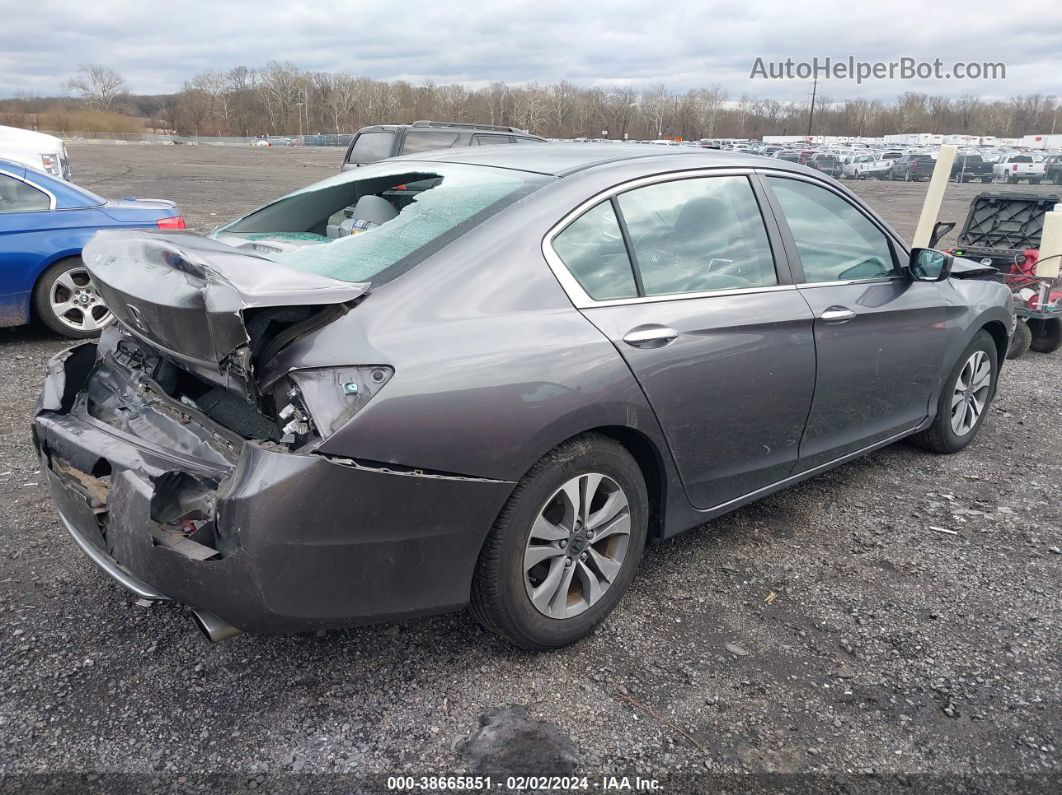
[796,276,907,289]
[0,167,58,211]
[542,167,785,309]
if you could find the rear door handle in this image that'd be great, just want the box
[622,326,679,348]
[820,306,856,323]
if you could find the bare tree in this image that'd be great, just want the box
[322,73,360,133]
[64,64,128,111]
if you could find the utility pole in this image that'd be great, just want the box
[807,78,818,138]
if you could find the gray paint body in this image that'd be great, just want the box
[33,145,1013,633]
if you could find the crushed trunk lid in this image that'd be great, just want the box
[82,230,369,403]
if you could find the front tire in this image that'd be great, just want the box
[1007,319,1032,360]
[470,434,648,650]
[32,257,113,339]
[911,330,998,454]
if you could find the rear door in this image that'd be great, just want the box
[761,173,958,470]
[546,170,816,510]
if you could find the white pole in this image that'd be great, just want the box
[912,144,958,249]
[1036,208,1062,279]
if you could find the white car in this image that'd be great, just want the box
[0,125,69,179]
[843,153,892,180]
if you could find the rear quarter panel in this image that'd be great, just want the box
[263,171,686,488]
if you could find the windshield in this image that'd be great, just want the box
[216,162,550,284]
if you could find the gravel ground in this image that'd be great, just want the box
[0,144,1058,790]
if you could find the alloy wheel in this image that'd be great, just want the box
[49,266,112,333]
[523,473,631,619]
[950,350,992,437]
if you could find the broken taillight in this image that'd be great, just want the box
[156,216,187,230]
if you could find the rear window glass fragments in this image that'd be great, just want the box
[218,164,547,285]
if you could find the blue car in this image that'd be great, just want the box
[0,159,185,338]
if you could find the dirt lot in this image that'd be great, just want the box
[0,144,1058,790]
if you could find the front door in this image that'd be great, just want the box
[762,174,958,470]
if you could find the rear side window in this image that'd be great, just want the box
[0,174,50,213]
[472,134,513,146]
[767,176,897,283]
[400,131,461,155]
[617,176,777,296]
[552,202,637,300]
[513,137,545,145]
[348,131,395,165]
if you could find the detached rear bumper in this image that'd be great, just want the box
[33,345,515,634]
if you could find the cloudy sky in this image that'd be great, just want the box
[1,0,1060,101]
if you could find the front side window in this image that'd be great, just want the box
[767,176,897,283]
[552,202,637,300]
[400,131,461,155]
[348,131,395,165]
[617,176,777,296]
[0,174,50,213]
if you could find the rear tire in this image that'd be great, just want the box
[1029,317,1062,353]
[470,434,648,650]
[1007,319,1032,360]
[910,330,998,454]
[32,257,113,339]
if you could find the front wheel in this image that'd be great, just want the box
[1007,319,1032,360]
[911,330,998,454]
[32,257,113,339]
[470,434,648,650]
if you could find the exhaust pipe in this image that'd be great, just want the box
[190,609,241,643]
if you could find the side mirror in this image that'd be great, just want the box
[908,248,954,282]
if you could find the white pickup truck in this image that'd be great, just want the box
[843,153,893,180]
[993,154,1047,184]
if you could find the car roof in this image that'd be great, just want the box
[0,157,27,174]
[388,142,810,178]
[356,123,541,138]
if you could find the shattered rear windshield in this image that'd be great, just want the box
[215,163,550,284]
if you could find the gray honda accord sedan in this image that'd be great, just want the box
[33,144,1012,648]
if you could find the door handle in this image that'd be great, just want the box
[622,326,679,348]
[820,306,856,323]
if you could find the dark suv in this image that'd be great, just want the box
[341,121,546,170]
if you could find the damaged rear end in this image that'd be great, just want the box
[33,229,514,637]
